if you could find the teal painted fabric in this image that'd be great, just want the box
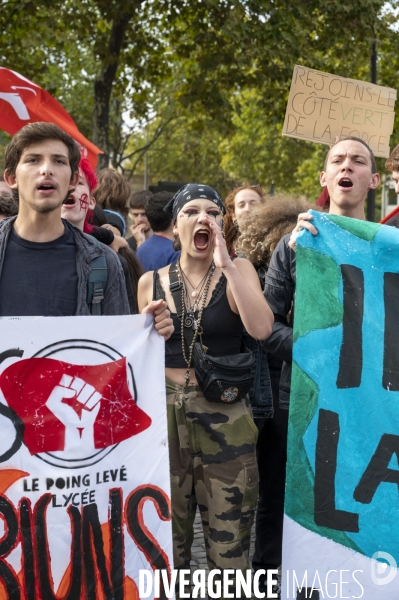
[287,210,399,562]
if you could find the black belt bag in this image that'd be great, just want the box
[168,262,255,405]
[192,341,254,404]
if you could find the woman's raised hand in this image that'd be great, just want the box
[203,216,231,270]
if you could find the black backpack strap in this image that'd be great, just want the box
[87,242,108,316]
[168,261,183,317]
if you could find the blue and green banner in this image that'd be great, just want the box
[283,211,399,599]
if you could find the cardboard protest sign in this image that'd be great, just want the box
[0,315,172,599]
[283,65,396,158]
[282,211,399,599]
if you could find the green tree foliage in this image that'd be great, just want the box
[219,88,326,199]
[0,0,172,166]
[126,0,398,199]
[145,113,234,194]
[0,0,97,136]
[1,0,398,203]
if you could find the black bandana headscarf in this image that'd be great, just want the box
[164,183,226,220]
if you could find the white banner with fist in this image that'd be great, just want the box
[0,315,172,599]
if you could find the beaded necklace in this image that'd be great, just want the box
[176,259,215,386]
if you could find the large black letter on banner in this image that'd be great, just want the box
[383,272,399,390]
[110,489,124,600]
[36,494,82,599]
[20,499,35,600]
[354,434,399,503]
[82,490,124,600]
[336,265,364,389]
[0,348,25,463]
[314,409,359,532]
[0,496,20,598]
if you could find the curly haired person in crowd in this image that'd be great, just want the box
[223,184,264,256]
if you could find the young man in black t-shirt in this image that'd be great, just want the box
[0,122,173,338]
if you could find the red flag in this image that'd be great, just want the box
[0,68,103,168]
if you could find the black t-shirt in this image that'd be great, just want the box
[0,226,78,317]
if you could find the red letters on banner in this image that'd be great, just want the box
[0,472,171,600]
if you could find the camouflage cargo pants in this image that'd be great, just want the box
[166,378,259,573]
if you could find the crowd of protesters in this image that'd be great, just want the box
[1,121,398,599]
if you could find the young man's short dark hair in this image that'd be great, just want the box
[4,122,81,178]
[145,191,174,232]
[324,136,377,173]
[129,190,153,210]
[94,168,131,221]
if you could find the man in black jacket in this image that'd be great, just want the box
[259,136,380,595]
[265,136,380,407]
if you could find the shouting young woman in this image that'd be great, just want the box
[138,183,273,584]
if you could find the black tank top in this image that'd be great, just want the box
[154,271,244,368]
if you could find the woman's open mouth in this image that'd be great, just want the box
[62,196,76,207]
[194,230,210,251]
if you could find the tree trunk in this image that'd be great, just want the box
[92,11,132,170]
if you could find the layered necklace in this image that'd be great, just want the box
[178,260,215,330]
[176,259,215,386]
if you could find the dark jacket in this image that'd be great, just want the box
[0,217,130,316]
[246,265,274,418]
[118,254,136,314]
[263,234,296,408]
[246,333,274,417]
